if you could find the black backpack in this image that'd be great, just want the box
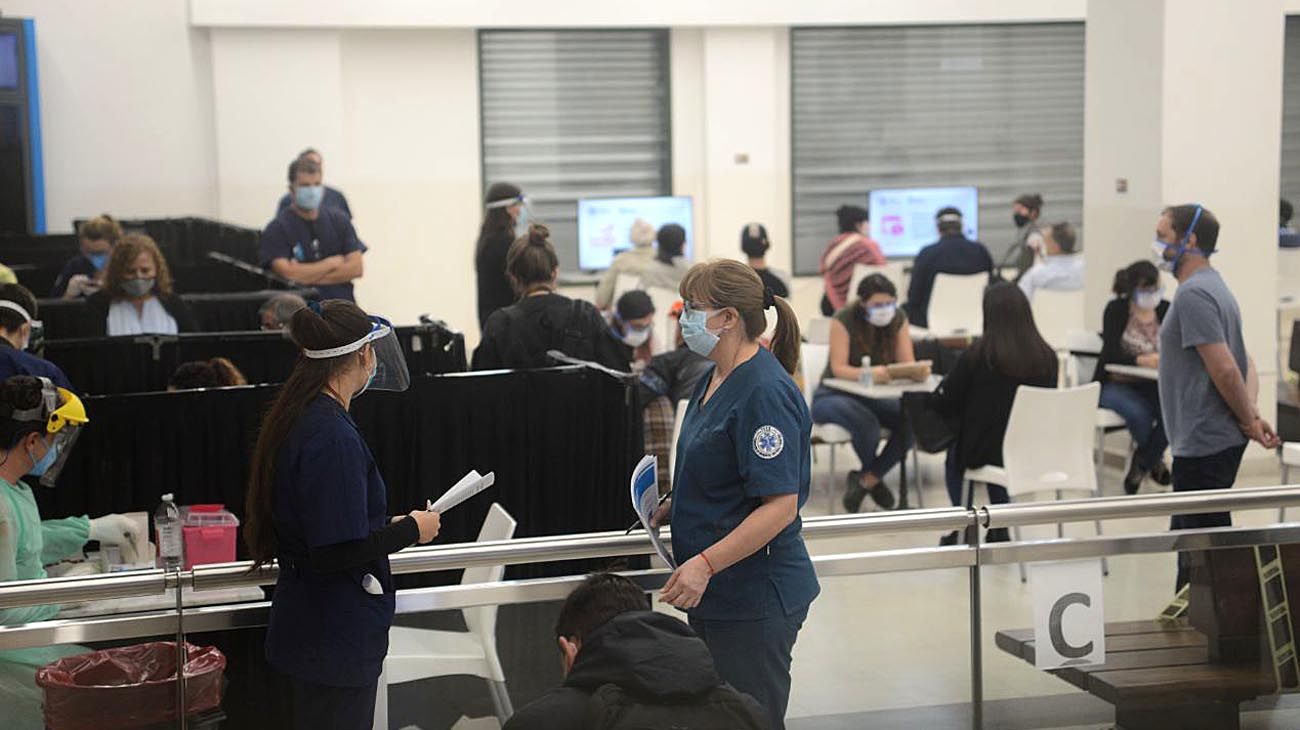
[501,298,601,368]
[585,682,770,730]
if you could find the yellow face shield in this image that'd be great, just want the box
[11,379,88,487]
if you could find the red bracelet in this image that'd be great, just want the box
[699,551,716,576]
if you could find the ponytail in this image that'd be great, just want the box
[244,300,372,569]
[770,295,801,375]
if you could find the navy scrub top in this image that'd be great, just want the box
[671,346,820,621]
[0,342,74,392]
[265,394,394,687]
[259,206,363,302]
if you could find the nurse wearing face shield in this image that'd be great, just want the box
[244,300,441,730]
[0,375,140,730]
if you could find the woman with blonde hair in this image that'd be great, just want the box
[652,259,818,730]
[84,233,195,336]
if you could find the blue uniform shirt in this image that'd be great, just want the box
[0,343,73,392]
[265,395,393,687]
[259,206,362,302]
[670,346,820,621]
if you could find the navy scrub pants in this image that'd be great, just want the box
[290,677,378,730]
[1170,443,1246,589]
[689,605,809,730]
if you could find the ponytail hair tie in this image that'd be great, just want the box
[306,300,324,315]
[763,287,776,310]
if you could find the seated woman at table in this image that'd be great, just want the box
[811,273,918,513]
[928,282,1057,544]
[1098,260,1170,494]
[84,234,196,337]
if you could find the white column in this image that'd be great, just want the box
[1083,0,1285,441]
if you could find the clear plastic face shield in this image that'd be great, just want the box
[0,300,40,352]
[10,377,88,487]
[486,193,533,235]
[302,316,411,393]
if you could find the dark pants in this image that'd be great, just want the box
[811,387,913,481]
[1170,443,1247,589]
[290,677,378,730]
[690,606,809,730]
[944,447,1009,507]
[1099,381,1169,471]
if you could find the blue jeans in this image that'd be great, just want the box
[810,387,913,480]
[944,447,1009,507]
[1099,381,1168,471]
[690,605,809,730]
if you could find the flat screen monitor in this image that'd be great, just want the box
[577,195,693,271]
[868,186,979,258]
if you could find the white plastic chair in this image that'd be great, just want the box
[962,383,1108,582]
[927,273,988,337]
[1065,329,1134,494]
[612,273,642,305]
[800,343,851,513]
[1280,443,1300,520]
[375,503,519,728]
[1031,288,1086,350]
[805,317,832,345]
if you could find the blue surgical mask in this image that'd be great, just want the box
[680,307,721,357]
[354,358,378,398]
[295,185,325,211]
[86,252,109,271]
[27,440,58,477]
[865,303,897,328]
[1133,288,1162,311]
[514,205,531,239]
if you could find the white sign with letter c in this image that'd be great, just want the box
[1030,559,1106,670]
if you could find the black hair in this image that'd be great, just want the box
[853,273,903,362]
[476,182,523,264]
[0,376,47,450]
[936,206,964,236]
[971,281,1056,381]
[836,205,869,234]
[1111,260,1159,297]
[657,224,686,263]
[1048,222,1077,253]
[1283,198,1293,227]
[740,222,769,259]
[1163,204,1220,252]
[0,284,37,333]
[1014,193,1044,213]
[856,272,896,302]
[554,573,650,641]
[616,290,654,321]
[245,300,373,569]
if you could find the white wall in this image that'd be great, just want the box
[0,0,217,231]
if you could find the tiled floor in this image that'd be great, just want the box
[404,449,1298,729]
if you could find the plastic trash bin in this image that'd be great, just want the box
[35,642,225,730]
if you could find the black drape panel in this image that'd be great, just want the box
[36,289,320,341]
[34,367,640,577]
[42,325,467,395]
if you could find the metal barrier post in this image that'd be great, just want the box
[968,512,983,730]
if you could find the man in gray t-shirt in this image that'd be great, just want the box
[1153,204,1279,588]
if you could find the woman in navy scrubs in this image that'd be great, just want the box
[244,300,442,730]
[655,259,820,730]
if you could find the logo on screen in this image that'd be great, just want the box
[881,215,905,237]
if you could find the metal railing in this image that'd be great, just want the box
[2,485,1300,730]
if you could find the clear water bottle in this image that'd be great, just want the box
[859,356,873,386]
[155,494,184,571]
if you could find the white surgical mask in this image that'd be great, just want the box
[1133,288,1162,311]
[1150,240,1175,273]
[865,303,897,328]
[621,326,651,348]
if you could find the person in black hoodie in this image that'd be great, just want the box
[476,182,526,330]
[473,224,627,372]
[504,573,768,730]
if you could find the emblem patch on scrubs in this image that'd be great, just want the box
[753,425,785,460]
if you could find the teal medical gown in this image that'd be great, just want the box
[0,477,93,729]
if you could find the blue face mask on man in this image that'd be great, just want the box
[680,306,722,357]
[294,184,325,211]
[86,252,109,271]
[1152,205,1204,275]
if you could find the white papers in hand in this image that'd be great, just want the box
[630,455,676,568]
[430,470,495,513]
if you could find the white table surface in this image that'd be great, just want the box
[1104,363,1159,381]
[59,585,266,618]
[824,375,941,400]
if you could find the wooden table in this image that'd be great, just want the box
[1104,364,1159,381]
[996,619,1274,730]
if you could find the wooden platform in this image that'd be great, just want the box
[995,620,1276,730]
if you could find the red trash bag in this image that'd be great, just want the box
[35,641,225,730]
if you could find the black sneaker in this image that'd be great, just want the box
[869,483,896,510]
[1123,458,1145,495]
[842,471,867,513]
[1149,461,1172,486]
[986,527,1011,543]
